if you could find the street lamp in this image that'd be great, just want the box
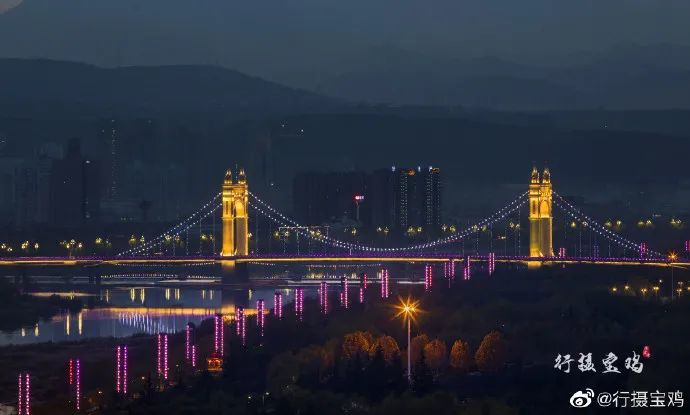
[395,297,419,384]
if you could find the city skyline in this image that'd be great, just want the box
[1,2,689,414]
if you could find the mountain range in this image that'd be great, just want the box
[2,1,690,110]
[310,43,690,110]
[0,59,340,117]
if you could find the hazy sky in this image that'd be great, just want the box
[1,0,690,85]
[0,0,21,13]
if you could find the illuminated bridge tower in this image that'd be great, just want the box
[221,168,249,257]
[528,167,554,257]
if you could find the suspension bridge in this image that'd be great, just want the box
[1,167,688,273]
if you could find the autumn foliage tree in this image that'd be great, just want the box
[474,331,507,372]
[409,334,430,365]
[369,335,401,365]
[423,339,447,376]
[449,339,473,372]
[342,331,374,360]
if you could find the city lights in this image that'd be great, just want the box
[380,269,390,299]
[115,345,128,395]
[424,264,432,290]
[157,333,169,380]
[359,273,367,303]
[294,289,304,319]
[341,276,349,308]
[214,314,224,356]
[236,306,246,346]
[18,372,30,415]
[464,256,471,280]
[185,323,195,364]
[488,252,496,275]
[248,190,528,253]
[257,299,265,334]
[274,292,283,319]
[443,260,455,279]
[191,344,198,368]
[320,281,328,314]
[68,359,81,410]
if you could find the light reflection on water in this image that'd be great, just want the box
[1,266,429,346]
[0,286,310,346]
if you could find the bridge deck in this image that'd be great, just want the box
[0,255,686,267]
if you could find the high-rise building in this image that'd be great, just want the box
[293,171,369,225]
[50,139,101,226]
[292,166,441,232]
[369,168,396,229]
[99,119,120,200]
[425,167,442,227]
[0,156,22,225]
[392,166,442,230]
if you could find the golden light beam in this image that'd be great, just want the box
[393,296,421,325]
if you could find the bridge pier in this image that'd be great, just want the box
[220,260,249,284]
[87,267,102,285]
[221,286,251,310]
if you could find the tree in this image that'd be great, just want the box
[296,345,330,387]
[449,339,473,372]
[475,331,507,372]
[266,352,300,393]
[409,334,430,365]
[423,339,448,376]
[342,331,373,360]
[369,335,400,365]
[412,349,434,395]
[364,346,387,399]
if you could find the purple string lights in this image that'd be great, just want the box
[157,333,169,380]
[424,265,432,291]
[235,306,246,346]
[274,292,283,319]
[214,314,224,356]
[115,345,128,395]
[320,281,328,314]
[68,359,81,410]
[380,269,390,299]
[340,277,349,308]
[488,252,496,275]
[294,289,304,320]
[18,372,30,415]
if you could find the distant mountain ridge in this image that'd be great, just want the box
[2,0,690,110]
[0,59,341,117]
[312,43,690,110]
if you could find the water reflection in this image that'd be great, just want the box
[2,266,425,346]
[0,286,312,346]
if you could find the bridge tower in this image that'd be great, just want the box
[528,166,554,257]
[221,168,249,257]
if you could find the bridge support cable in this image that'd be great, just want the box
[552,192,663,259]
[118,193,222,257]
[248,191,528,254]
